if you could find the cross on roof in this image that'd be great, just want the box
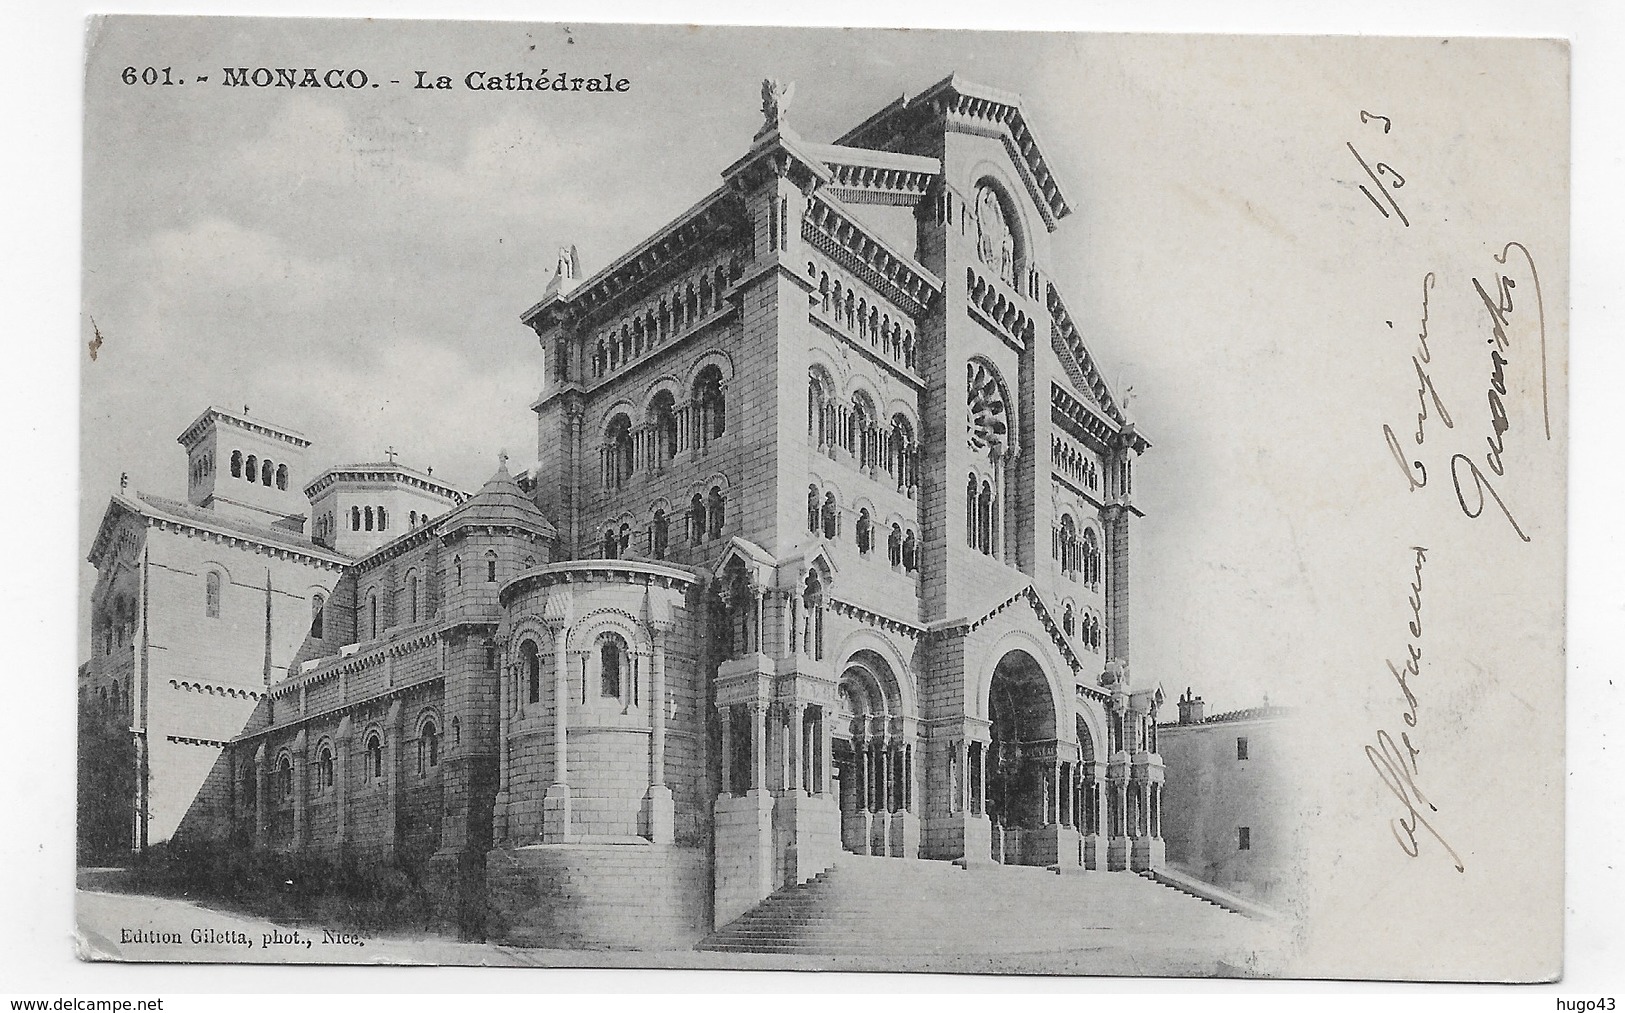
[385,446,398,464]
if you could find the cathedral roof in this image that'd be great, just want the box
[438,459,558,538]
[835,74,1074,230]
[87,491,349,568]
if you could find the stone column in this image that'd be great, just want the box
[253,743,268,849]
[334,716,352,847]
[291,729,309,850]
[542,637,572,843]
[719,705,734,796]
[495,651,511,845]
[750,702,768,794]
[978,740,990,817]
[644,626,673,843]
[821,706,834,796]
[790,702,806,796]
[385,700,403,855]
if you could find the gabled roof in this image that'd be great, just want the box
[87,491,350,568]
[835,74,1074,230]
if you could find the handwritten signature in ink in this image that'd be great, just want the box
[1382,272,1452,492]
[1365,546,1465,872]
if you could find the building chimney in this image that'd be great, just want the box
[1177,687,1205,725]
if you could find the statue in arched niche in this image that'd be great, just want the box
[974,183,1017,287]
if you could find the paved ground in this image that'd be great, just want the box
[75,889,1286,978]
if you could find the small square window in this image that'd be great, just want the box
[1237,736,1249,761]
[1238,826,1251,851]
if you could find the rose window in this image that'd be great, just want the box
[967,360,1009,453]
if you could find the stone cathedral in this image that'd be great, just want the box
[82,75,1164,948]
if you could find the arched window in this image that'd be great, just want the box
[599,633,627,699]
[365,732,383,780]
[652,510,668,560]
[377,506,387,531]
[205,571,221,618]
[368,590,378,639]
[902,530,918,572]
[603,528,618,559]
[855,509,873,554]
[261,459,273,486]
[889,414,916,490]
[707,486,725,539]
[406,571,419,623]
[693,365,726,443]
[453,555,463,586]
[276,464,288,490]
[605,414,634,486]
[802,569,826,660]
[351,506,361,531]
[690,494,706,545]
[821,493,838,539]
[310,593,325,639]
[966,474,979,548]
[109,680,120,712]
[364,506,374,531]
[317,745,334,789]
[230,450,242,478]
[417,720,439,775]
[1082,528,1101,589]
[888,524,903,567]
[807,485,820,533]
[522,640,540,704]
[851,395,875,467]
[1063,603,1076,637]
[452,716,461,746]
[409,510,418,528]
[1059,515,1079,577]
[977,481,994,555]
[486,551,498,582]
[278,754,293,799]
[244,454,257,483]
[650,391,678,464]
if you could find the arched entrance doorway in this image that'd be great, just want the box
[832,650,912,857]
[987,649,1060,864]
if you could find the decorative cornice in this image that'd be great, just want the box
[965,265,1035,350]
[177,405,311,451]
[802,142,941,207]
[833,74,1072,231]
[927,583,1082,675]
[827,597,924,639]
[302,465,467,504]
[169,678,265,702]
[803,192,942,317]
[500,558,699,607]
[238,673,447,745]
[1047,285,1154,459]
[521,187,747,334]
[88,495,347,571]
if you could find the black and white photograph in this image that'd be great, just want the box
[37,9,1593,990]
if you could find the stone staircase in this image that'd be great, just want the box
[697,853,1260,957]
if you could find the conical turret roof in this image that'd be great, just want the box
[440,458,557,538]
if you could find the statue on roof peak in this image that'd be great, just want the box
[756,78,795,140]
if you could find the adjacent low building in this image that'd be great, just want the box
[1157,690,1296,908]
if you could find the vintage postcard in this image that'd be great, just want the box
[76,16,1569,980]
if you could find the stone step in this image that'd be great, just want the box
[698,857,1249,955]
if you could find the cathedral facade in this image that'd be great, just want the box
[83,74,1161,947]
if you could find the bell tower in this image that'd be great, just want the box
[176,405,312,530]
